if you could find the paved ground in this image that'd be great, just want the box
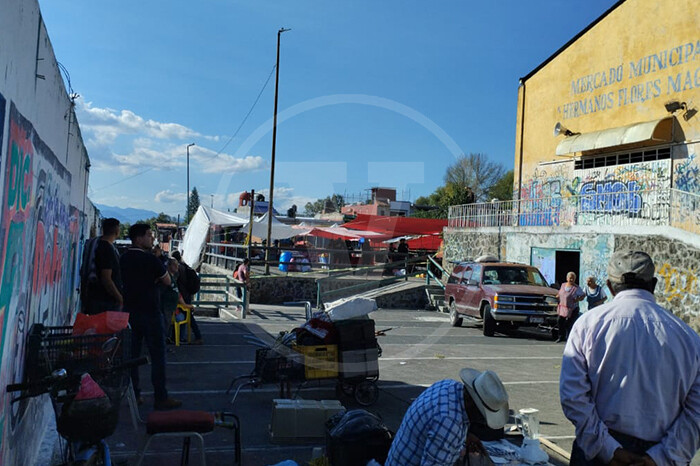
[106,304,698,466]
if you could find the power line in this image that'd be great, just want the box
[206,64,276,159]
[91,64,277,193]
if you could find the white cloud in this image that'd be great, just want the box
[191,151,267,174]
[257,186,296,200]
[254,187,315,212]
[77,99,214,144]
[155,190,187,203]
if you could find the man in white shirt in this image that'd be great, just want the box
[560,250,700,466]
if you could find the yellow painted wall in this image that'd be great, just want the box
[514,0,700,197]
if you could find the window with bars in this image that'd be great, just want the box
[574,146,671,170]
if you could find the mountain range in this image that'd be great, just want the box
[95,204,159,224]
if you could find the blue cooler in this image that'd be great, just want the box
[279,251,293,271]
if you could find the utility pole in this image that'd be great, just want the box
[265,27,291,275]
[186,143,195,222]
[247,190,255,260]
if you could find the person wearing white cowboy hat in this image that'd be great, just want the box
[386,368,509,466]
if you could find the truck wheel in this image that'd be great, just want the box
[482,304,496,337]
[449,301,463,327]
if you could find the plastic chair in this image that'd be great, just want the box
[172,304,192,346]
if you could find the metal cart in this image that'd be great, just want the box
[227,330,381,407]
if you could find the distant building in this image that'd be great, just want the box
[341,187,411,217]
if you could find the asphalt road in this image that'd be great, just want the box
[107,305,698,466]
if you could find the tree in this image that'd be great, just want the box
[411,153,507,218]
[487,170,514,201]
[118,222,131,239]
[412,183,477,218]
[187,187,200,222]
[304,194,345,216]
[444,153,505,202]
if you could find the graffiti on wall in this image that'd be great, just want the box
[519,160,672,226]
[0,101,81,463]
[674,154,700,194]
[657,262,699,312]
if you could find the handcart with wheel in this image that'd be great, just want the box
[227,317,383,406]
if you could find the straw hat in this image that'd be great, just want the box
[460,368,509,429]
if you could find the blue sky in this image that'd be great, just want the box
[39,0,616,218]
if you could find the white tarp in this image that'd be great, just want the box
[250,212,307,241]
[179,207,301,267]
[325,296,378,321]
[180,206,248,268]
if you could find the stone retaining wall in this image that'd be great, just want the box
[201,263,427,308]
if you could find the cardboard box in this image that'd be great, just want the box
[270,399,345,441]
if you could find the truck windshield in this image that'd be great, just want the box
[482,266,548,286]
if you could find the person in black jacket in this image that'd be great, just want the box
[121,223,181,410]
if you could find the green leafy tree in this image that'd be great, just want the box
[187,187,200,222]
[487,170,514,201]
[118,222,131,239]
[304,194,345,216]
[412,183,476,218]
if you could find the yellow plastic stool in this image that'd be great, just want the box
[171,304,192,346]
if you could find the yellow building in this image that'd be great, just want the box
[515,0,699,205]
[445,0,699,328]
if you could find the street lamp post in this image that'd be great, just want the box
[186,143,195,222]
[265,27,291,275]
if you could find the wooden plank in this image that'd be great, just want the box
[540,437,571,461]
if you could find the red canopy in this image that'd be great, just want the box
[406,235,442,251]
[343,214,447,236]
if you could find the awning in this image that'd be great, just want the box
[343,214,447,236]
[555,117,673,156]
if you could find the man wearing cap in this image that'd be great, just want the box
[560,250,700,466]
[386,369,509,466]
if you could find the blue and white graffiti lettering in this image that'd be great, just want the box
[580,180,642,213]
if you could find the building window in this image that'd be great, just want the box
[574,146,670,170]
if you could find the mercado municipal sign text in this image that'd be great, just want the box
[558,40,700,120]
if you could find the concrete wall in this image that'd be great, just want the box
[514,0,700,201]
[0,1,92,463]
[444,227,700,332]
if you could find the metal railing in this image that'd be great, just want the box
[426,256,446,289]
[192,273,248,317]
[170,239,429,275]
[448,188,700,235]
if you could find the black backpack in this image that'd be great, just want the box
[183,264,201,294]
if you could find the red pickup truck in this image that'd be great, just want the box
[444,258,559,337]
